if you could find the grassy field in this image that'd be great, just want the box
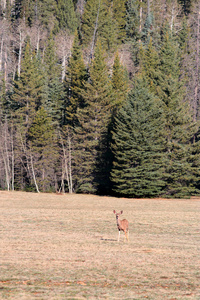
[0,191,199,299]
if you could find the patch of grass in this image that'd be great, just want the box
[0,191,200,299]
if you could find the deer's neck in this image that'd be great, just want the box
[117,218,122,230]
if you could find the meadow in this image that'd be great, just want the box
[0,191,199,299]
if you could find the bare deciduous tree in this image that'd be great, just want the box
[55,30,74,82]
[0,118,14,190]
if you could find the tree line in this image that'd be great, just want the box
[0,0,199,197]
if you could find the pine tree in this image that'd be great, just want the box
[81,0,118,51]
[142,38,160,94]
[157,28,198,197]
[36,0,58,32]
[141,13,155,45]
[65,31,87,126]
[28,107,59,192]
[111,76,166,197]
[11,39,43,129]
[43,33,64,125]
[56,0,77,33]
[81,0,100,46]
[113,0,126,42]
[98,2,118,51]
[125,0,140,41]
[74,40,112,193]
[111,51,129,112]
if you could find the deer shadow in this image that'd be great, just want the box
[100,238,117,242]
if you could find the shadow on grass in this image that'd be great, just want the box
[100,238,116,242]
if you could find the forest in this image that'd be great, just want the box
[0,0,199,198]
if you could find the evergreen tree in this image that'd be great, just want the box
[65,31,87,126]
[98,2,118,51]
[157,28,198,197]
[43,33,64,125]
[81,0,118,51]
[125,0,140,41]
[142,38,160,94]
[111,76,166,197]
[74,40,112,193]
[113,0,126,42]
[111,51,129,112]
[28,107,59,192]
[56,0,77,33]
[11,39,43,129]
[37,0,58,32]
[81,0,100,46]
[141,13,155,45]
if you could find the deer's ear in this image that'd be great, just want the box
[121,210,123,214]
[113,210,116,214]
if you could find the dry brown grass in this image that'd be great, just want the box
[0,191,200,299]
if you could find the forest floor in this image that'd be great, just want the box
[0,191,200,299]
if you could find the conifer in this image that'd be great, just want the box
[157,28,198,197]
[12,39,43,129]
[28,107,58,192]
[43,33,64,125]
[113,0,126,42]
[56,0,77,33]
[111,76,166,197]
[111,51,129,112]
[74,40,112,193]
[65,31,87,126]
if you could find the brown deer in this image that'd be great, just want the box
[113,210,129,242]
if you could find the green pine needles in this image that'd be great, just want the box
[111,76,166,197]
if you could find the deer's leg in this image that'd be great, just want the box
[127,230,129,242]
[118,230,120,242]
[124,231,127,242]
[124,230,129,242]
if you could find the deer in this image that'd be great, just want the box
[113,210,129,242]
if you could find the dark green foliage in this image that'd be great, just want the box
[111,51,129,112]
[141,38,160,94]
[28,107,58,191]
[111,76,166,197]
[157,28,199,197]
[81,0,100,46]
[56,0,77,33]
[11,39,44,129]
[141,13,155,45]
[74,41,112,193]
[43,33,64,125]
[65,31,88,126]
[112,0,126,42]
[98,2,118,51]
[81,0,124,51]
[126,0,140,41]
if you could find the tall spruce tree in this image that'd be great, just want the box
[56,0,77,33]
[43,33,64,125]
[81,0,119,51]
[125,0,140,41]
[141,38,160,94]
[113,0,126,42]
[11,39,43,129]
[81,0,100,46]
[98,2,118,51]
[111,51,129,112]
[157,28,199,197]
[28,107,58,192]
[65,31,87,126]
[111,76,166,197]
[74,40,112,193]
